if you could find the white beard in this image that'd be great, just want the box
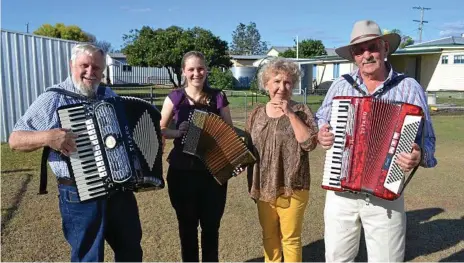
[72,77,98,98]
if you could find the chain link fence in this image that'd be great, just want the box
[221,90,250,128]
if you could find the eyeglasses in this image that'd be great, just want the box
[351,41,383,56]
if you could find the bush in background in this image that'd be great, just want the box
[208,67,235,90]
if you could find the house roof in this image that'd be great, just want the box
[268,46,294,53]
[268,46,337,56]
[404,36,464,48]
[108,52,126,58]
[230,55,267,60]
[325,48,337,56]
[392,48,443,55]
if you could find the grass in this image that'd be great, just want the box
[1,114,463,262]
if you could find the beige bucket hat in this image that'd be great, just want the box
[335,20,401,61]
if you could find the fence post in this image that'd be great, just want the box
[304,87,308,105]
[150,86,154,104]
[245,91,248,124]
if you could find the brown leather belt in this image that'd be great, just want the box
[57,177,75,186]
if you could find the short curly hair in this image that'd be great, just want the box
[257,57,302,92]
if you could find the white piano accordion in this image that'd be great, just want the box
[322,96,424,201]
[57,96,164,202]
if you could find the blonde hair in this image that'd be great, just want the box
[257,57,301,91]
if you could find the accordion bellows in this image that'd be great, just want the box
[182,110,256,185]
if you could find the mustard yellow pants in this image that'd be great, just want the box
[257,190,309,262]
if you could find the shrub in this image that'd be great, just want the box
[208,67,235,90]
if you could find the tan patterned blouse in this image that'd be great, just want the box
[246,102,318,203]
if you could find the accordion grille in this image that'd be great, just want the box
[94,102,131,182]
[133,110,159,171]
[386,120,420,184]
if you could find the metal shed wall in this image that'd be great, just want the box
[1,29,80,142]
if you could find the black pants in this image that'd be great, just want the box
[167,168,228,262]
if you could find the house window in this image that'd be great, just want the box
[312,65,317,80]
[441,55,448,64]
[454,55,464,64]
[333,63,340,78]
[122,65,132,72]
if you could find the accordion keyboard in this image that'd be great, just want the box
[58,105,108,201]
[322,99,351,191]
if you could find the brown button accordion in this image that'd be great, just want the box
[182,109,256,185]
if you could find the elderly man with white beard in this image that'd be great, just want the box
[9,43,143,262]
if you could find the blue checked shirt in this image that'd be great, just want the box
[13,77,117,178]
[315,63,437,168]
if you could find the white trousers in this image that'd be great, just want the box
[324,190,406,262]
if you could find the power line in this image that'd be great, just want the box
[413,6,431,43]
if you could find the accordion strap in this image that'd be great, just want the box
[342,74,407,98]
[180,87,217,111]
[38,86,106,195]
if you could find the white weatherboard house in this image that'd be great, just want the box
[390,35,464,92]
[233,36,464,95]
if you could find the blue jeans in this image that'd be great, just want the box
[58,184,143,262]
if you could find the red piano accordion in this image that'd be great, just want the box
[321,96,424,201]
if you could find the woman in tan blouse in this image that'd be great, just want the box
[246,57,318,262]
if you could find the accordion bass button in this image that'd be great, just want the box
[105,135,117,149]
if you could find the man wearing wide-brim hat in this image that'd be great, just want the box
[315,20,438,262]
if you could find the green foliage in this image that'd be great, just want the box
[208,67,235,90]
[122,26,232,87]
[400,36,414,48]
[298,39,327,58]
[249,77,259,91]
[277,39,327,58]
[279,48,296,58]
[231,22,268,55]
[383,29,415,48]
[33,23,91,42]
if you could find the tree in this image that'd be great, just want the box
[278,39,327,58]
[383,29,415,49]
[122,26,232,87]
[298,39,327,58]
[93,40,113,53]
[231,22,268,55]
[33,23,91,42]
[279,48,296,58]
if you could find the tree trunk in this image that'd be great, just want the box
[166,67,178,88]
[173,67,183,88]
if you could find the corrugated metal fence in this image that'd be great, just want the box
[1,29,80,142]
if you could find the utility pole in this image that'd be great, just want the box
[296,35,299,59]
[26,22,29,33]
[413,6,431,43]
